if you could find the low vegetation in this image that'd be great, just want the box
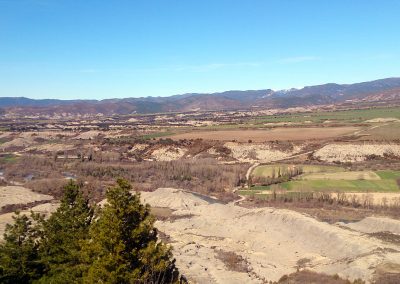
[277,270,364,284]
[2,156,247,202]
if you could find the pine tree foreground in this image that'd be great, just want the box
[0,179,180,283]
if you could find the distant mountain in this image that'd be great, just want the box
[0,97,79,107]
[1,78,400,116]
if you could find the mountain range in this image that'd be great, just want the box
[1,77,400,116]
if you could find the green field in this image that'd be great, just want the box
[300,171,380,181]
[253,164,344,178]
[376,170,400,180]
[279,179,399,192]
[0,154,19,163]
[237,189,264,195]
[250,107,400,124]
[140,131,176,140]
[245,165,400,196]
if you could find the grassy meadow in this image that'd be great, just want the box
[251,106,400,124]
[244,164,400,196]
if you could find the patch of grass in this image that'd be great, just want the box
[0,154,19,163]
[300,171,381,181]
[253,164,344,178]
[250,185,272,191]
[140,131,175,140]
[376,170,400,180]
[0,137,10,145]
[280,179,399,192]
[237,189,263,195]
[278,270,362,284]
[252,106,400,124]
[215,250,249,273]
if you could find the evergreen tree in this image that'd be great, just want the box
[38,180,93,283]
[82,178,179,284]
[0,212,44,283]
[0,179,179,283]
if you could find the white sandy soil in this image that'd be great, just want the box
[314,143,400,162]
[141,188,400,283]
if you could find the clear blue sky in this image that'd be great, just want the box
[0,0,399,99]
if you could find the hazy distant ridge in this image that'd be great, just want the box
[1,77,400,115]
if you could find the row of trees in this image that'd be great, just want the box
[73,158,247,202]
[0,179,180,283]
[249,166,304,187]
[4,155,247,202]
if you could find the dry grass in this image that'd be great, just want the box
[373,262,400,284]
[358,121,400,141]
[278,270,363,284]
[368,232,400,245]
[215,250,249,273]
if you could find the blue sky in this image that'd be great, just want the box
[0,0,399,99]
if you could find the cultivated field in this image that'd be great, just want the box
[249,164,400,196]
[358,121,400,140]
[280,179,399,192]
[252,106,400,124]
[253,164,344,178]
[301,171,381,180]
[168,126,359,142]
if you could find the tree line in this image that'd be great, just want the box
[0,179,181,283]
[249,166,304,188]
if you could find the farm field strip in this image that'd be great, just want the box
[252,164,345,178]
[376,170,400,179]
[241,179,400,193]
[299,171,381,181]
[167,127,359,142]
[357,121,400,140]
[251,106,400,124]
[279,179,399,192]
[249,164,400,193]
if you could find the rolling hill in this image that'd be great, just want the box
[1,78,400,116]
